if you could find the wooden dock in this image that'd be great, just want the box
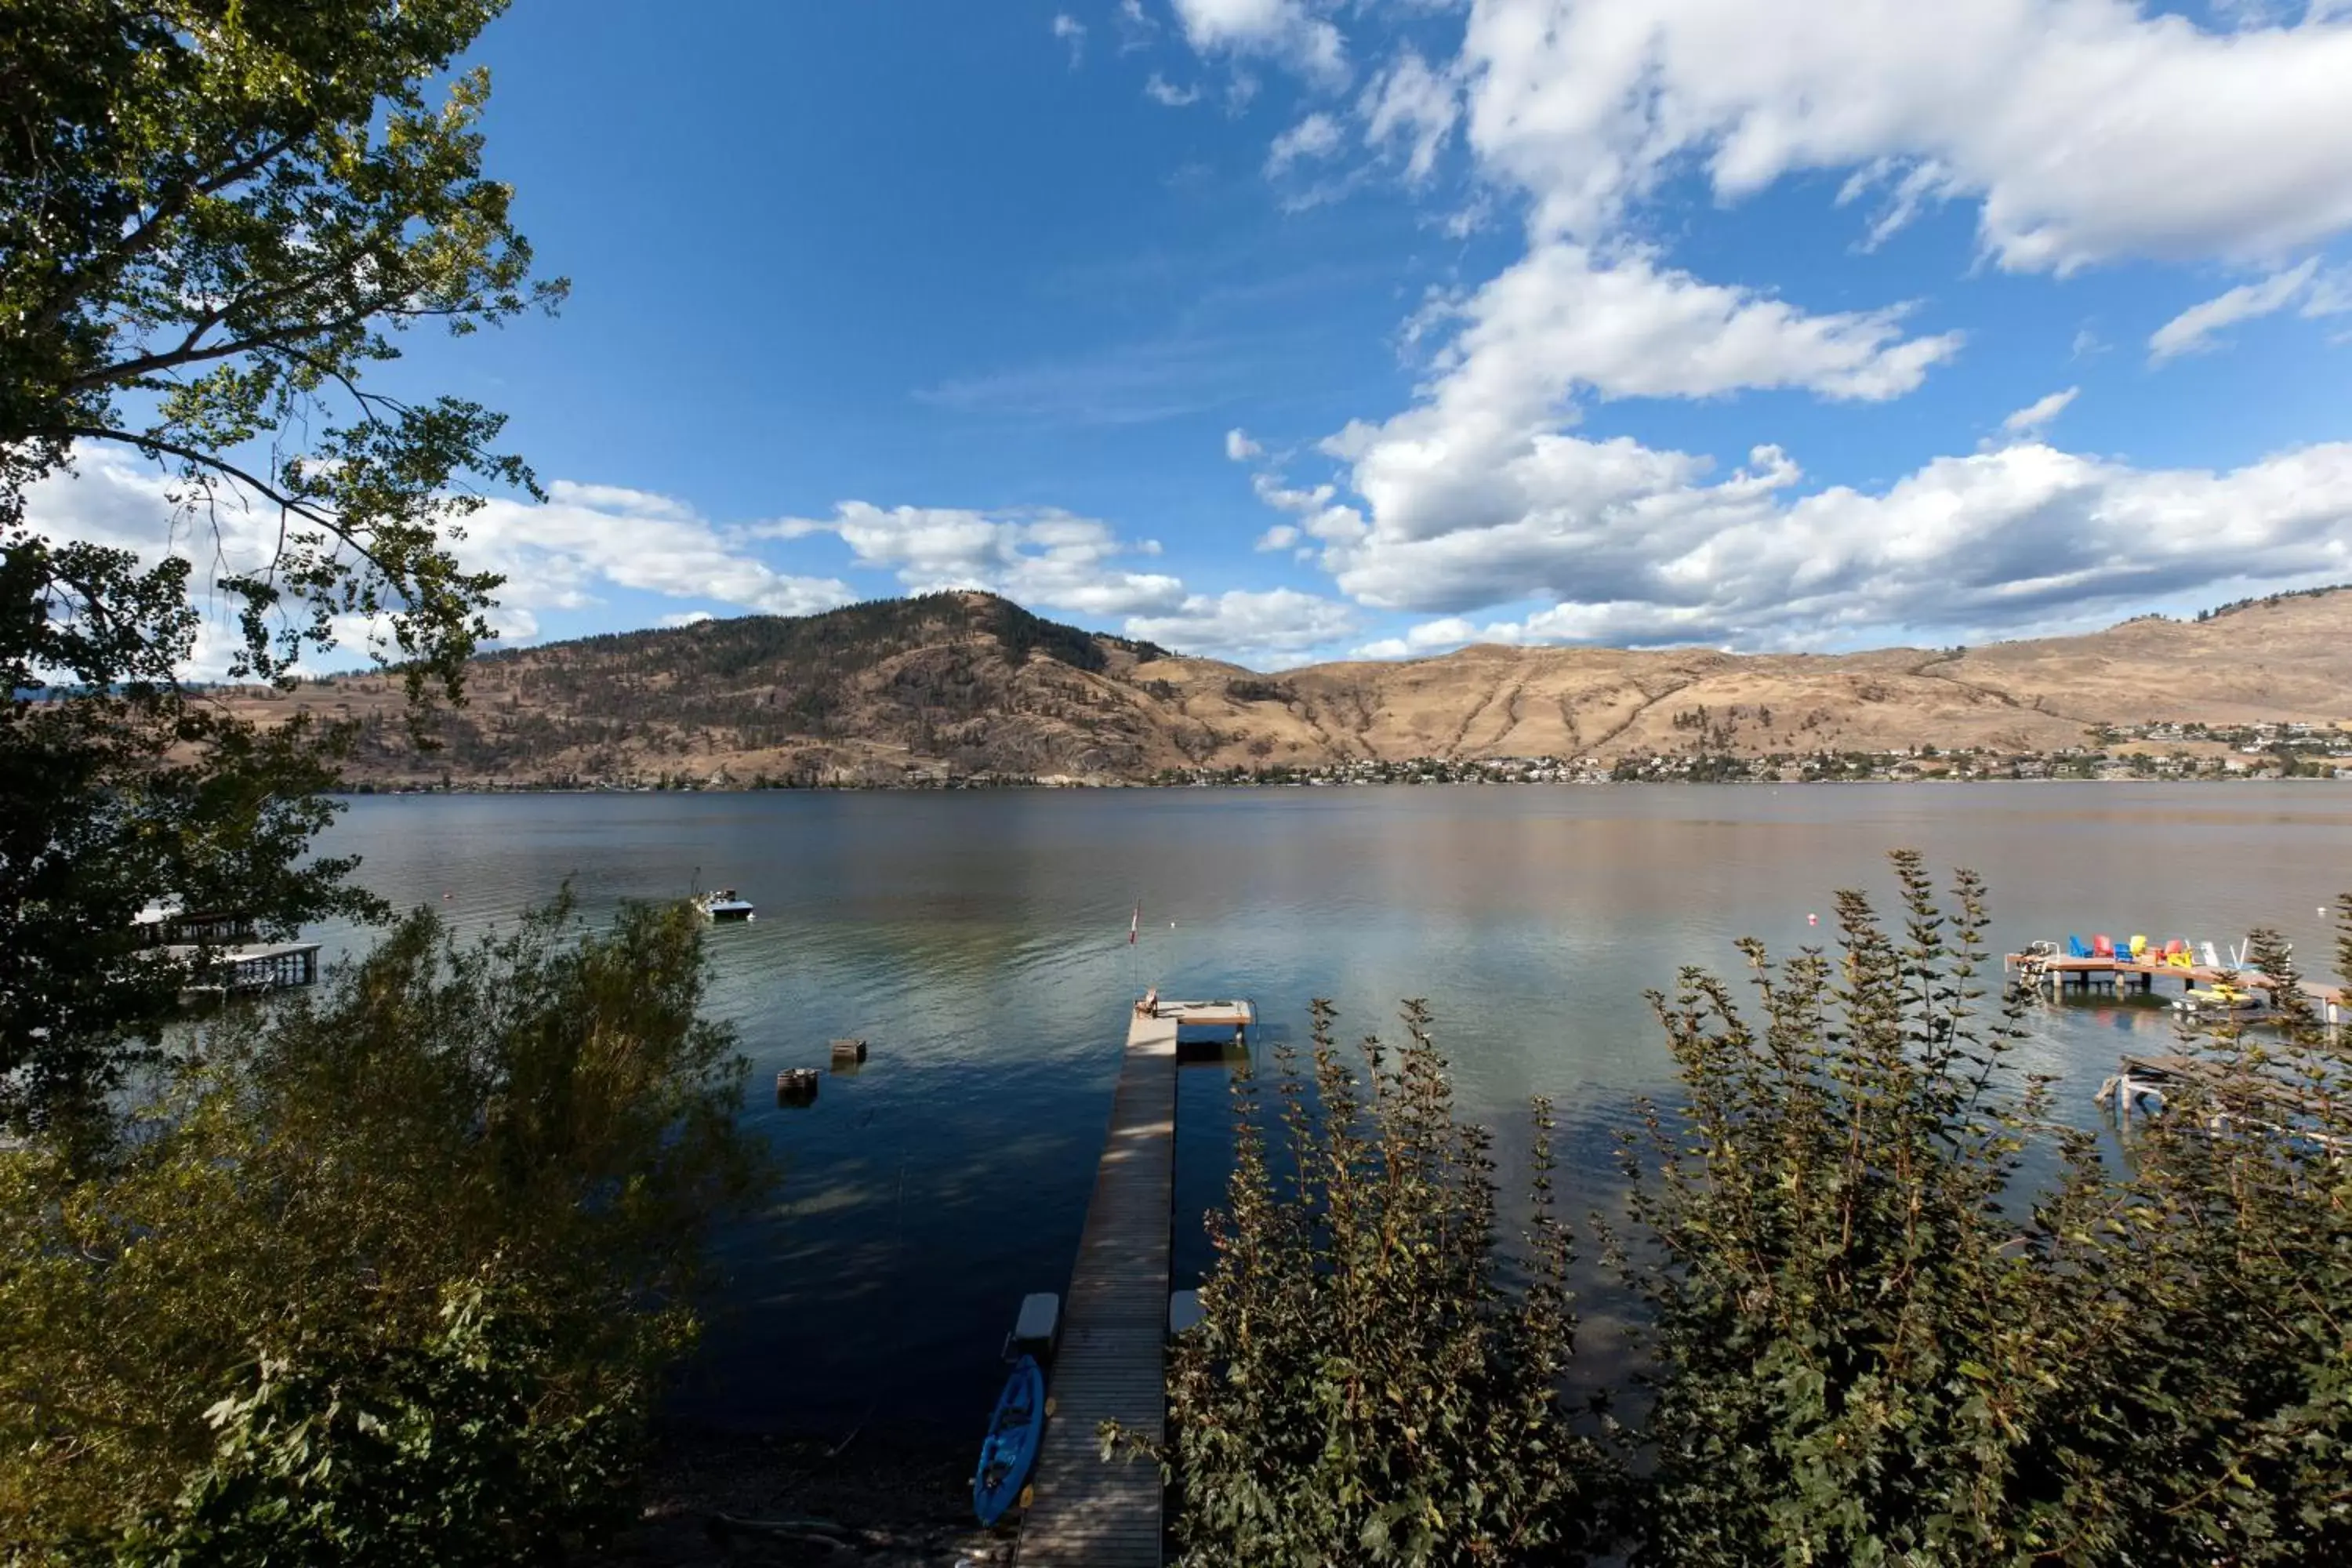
[2007,953,2345,1023]
[161,940,322,993]
[1015,999,1244,1567]
[2102,1054,2349,1151]
[1159,999,1253,1033]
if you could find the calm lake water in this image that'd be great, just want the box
[308,783,2351,1439]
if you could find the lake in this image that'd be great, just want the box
[308,782,2351,1440]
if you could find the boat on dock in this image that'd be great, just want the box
[132,901,260,948]
[695,887,756,921]
[2177,982,2264,1016]
[974,1355,1047,1526]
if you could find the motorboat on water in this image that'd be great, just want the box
[695,888,756,922]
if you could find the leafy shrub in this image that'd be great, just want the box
[2057,918,2352,1562]
[1124,1000,1617,1566]
[115,1276,640,1566]
[1155,857,2352,1566]
[0,898,765,1559]
[1623,853,2111,1564]
[1620,860,2352,1565]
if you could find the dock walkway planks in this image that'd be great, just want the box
[1014,1004,1179,1568]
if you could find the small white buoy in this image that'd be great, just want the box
[1807,912,1818,927]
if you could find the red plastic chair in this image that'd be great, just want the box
[2091,935,2115,958]
[2163,938,2187,958]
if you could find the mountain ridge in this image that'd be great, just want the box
[224,587,2352,785]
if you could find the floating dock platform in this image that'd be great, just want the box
[164,940,322,993]
[2100,1054,2347,1152]
[1014,998,1247,1567]
[2006,953,2344,1024]
[1159,999,1252,1033]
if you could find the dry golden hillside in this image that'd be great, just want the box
[220,587,2351,785]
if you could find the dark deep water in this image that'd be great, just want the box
[306,782,2352,1439]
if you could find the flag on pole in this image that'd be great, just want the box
[1129,902,1140,945]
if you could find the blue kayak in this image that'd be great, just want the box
[973,1355,1047,1525]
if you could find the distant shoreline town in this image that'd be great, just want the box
[338,718,2352,794]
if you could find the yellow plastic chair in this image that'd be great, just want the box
[2128,935,2149,960]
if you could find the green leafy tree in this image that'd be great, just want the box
[1123,1000,1617,1566]
[0,897,764,1557]
[1,0,562,1128]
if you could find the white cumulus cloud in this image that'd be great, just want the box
[1308,432,2352,646]
[1171,0,1348,85]
[1458,0,2352,272]
[1051,13,1085,67]
[1124,586,1357,666]
[1353,616,1502,659]
[18,451,857,675]
[2149,260,2322,361]
[1252,472,1334,513]
[1266,112,1345,175]
[770,503,1188,619]
[1225,427,1264,461]
[1145,72,1203,107]
[1309,242,1961,560]
[1360,49,1459,183]
[1999,387,2079,438]
[1421,242,1961,407]
[1116,0,1158,50]
[466,481,855,620]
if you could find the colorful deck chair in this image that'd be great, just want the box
[2128,935,2150,960]
[2092,935,2116,958]
[2067,934,2093,958]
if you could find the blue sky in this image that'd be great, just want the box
[40,0,2352,667]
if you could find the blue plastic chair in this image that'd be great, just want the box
[2067,934,2093,958]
